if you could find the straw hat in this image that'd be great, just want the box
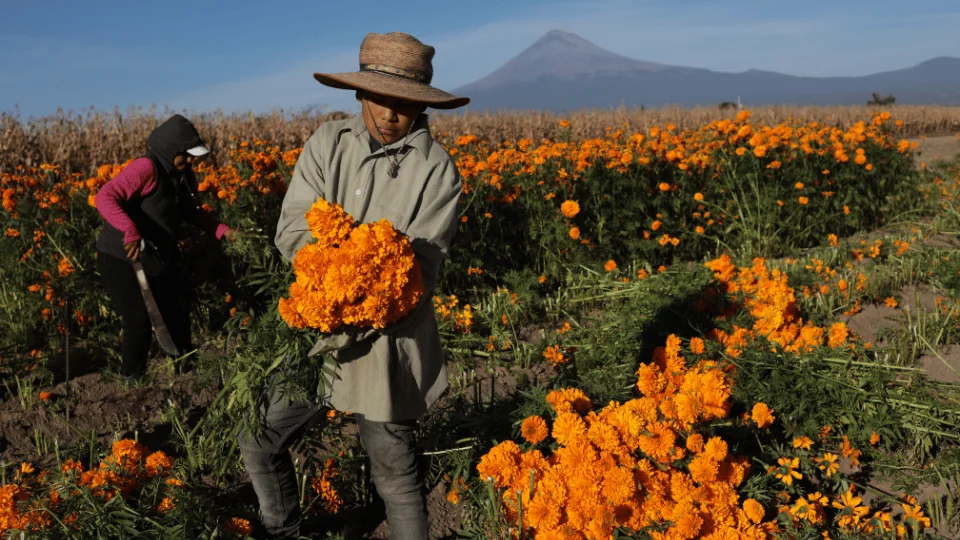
[314,32,469,109]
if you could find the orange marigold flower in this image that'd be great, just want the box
[703,436,728,461]
[751,402,775,428]
[604,259,617,272]
[694,192,704,202]
[538,275,547,284]
[689,337,705,354]
[157,496,176,513]
[827,322,849,348]
[870,431,881,445]
[39,391,52,402]
[884,297,898,308]
[57,256,75,277]
[685,434,705,453]
[224,517,253,535]
[145,451,174,476]
[774,457,802,485]
[542,345,568,366]
[61,459,84,475]
[568,227,581,240]
[817,452,839,476]
[560,200,580,218]
[658,182,671,192]
[446,489,461,504]
[827,234,839,247]
[743,498,765,523]
[520,416,549,444]
[798,196,809,205]
[793,436,814,450]
[545,387,592,415]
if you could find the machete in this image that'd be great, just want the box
[133,240,180,357]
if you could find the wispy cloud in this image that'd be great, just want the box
[144,0,960,114]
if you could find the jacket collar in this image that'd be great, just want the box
[346,113,433,158]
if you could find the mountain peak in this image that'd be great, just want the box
[456,30,669,93]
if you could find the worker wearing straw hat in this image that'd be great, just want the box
[238,32,468,539]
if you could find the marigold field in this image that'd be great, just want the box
[2,109,960,539]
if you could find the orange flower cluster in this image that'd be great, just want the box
[450,111,912,190]
[434,294,474,334]
[477,335,779,539]
[704,255,854,355]
[195,140,296,203]
[310,458,342,515]
[0,440,180,535]
[542,345,569,367]
[278,198,423,332]
[223,517,254,536]
[771,434,930,537]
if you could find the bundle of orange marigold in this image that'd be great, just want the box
[277,198,423,332]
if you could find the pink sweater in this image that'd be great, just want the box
[95,157,229,244]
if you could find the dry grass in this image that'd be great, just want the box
[3,104,959,175]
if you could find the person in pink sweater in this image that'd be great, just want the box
[94,114,236,381]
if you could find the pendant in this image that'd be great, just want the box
[388,163,399,178]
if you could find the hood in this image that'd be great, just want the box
[145,115,205,173]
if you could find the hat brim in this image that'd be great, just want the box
[314,71,469,110]
[186,145,209,157]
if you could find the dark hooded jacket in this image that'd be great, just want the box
[95,115,206,275]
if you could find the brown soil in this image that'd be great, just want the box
[908,135,960,167]
[0,364,216,467]
[844,283,941,344]
[922,232,960,250]
[919,344,960,384]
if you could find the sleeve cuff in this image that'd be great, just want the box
[123,230,141,244]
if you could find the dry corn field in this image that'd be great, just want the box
[2,104,959,175]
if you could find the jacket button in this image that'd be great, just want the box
[355,189,362,196]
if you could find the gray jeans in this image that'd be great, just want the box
[237,390,428,539]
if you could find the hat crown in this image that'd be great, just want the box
[359,32,434,84]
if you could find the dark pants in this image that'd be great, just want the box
[96,251,192,377]
[238,389,428,539]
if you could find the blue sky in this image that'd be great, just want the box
[2,0,958,118]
